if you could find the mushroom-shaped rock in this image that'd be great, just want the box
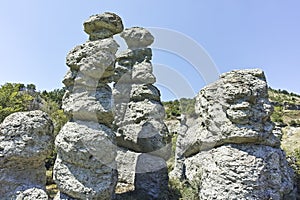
[121,27,154,49]
[84,12,124,40]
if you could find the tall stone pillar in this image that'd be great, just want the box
[53,12,123,200]
[113,27,171,199]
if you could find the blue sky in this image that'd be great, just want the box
[0,1,299,100]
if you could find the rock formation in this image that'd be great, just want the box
[113,27,171,199]
[0,111,54,199]
[169,115,188,180]
[173,69,297,199]
[53,12,123,199]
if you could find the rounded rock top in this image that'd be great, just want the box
[84,12,124,40]
[120,27,154,49]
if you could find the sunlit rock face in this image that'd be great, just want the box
[172,69,297,200]
[53,13,123,200]
[0,111,54,200]
[113,27,170,199]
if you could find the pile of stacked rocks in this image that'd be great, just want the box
[0,111,54,199]
[113,27,171,199]
[174,69,297,199]
[53,13,123,199]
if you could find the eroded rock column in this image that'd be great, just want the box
[0,111,54,200]
[175,69,297,199]
[53,13,123,200]
[113,27,171,199]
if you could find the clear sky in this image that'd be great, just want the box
[0,1,299,100]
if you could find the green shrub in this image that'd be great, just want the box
[271,106,284,123]
[168,178,199,200]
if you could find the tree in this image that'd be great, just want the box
[41,88,65,108]
[26,83,36,92]
[0,83,34,122]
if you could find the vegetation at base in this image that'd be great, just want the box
[163,98,196,120]
[168,178,199,200]
[40,88,68,136]
[271,105,284,124]
[269,87,300,126]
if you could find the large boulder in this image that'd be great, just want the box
[84,12,124,41]
[0,111,54,199]
[182,69,280,157]
[120,27,154,49]
[185,144,296,200]
[53,121,117,199]
[172,69,297,199]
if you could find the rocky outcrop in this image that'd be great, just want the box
[113,27,170,199]
[53,12,123,200]
[0,111,54,199]
[173,69,297,199]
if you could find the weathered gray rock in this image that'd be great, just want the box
[53,121,117,199]
[0,111,54,199]
[54,12,122,200]
[169,115,188,180]
[131,61,156,84]
[113,31,170,155]
[114,53,154,84]
[120,27,154,49]
[84,12,124,41]
[66,38,119,71]
[113,83,160,103]
[115,119,171,159]
[115,148,169,199]
[16,188,49,200]
[172,69,297,199]
[185,144,296,200]
[113,27,171,198]
[62,85,113,126]
[54,192,76,200]
[182,69,280,157]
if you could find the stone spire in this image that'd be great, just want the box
[53,12,123,200]
[113,27,171,199]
